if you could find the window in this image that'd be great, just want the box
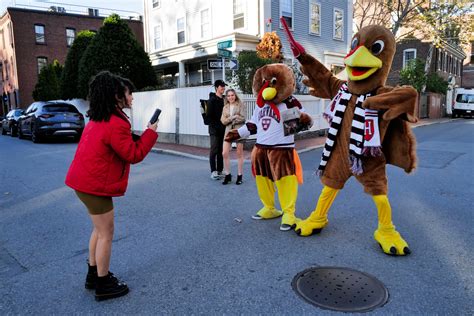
[0,62,3,81]
[201,9,210,38]
[154,24,162,50]
[331,64,345,76]
[333,8,343,40]
[37,57,47,74]
[201,63,211,84]
[177,17,185,45]
[88,8,99,16]
[471,41,474,65]
[280,0,293,29]
[309,1,321,35]
[403,49,416,68]
[4,61,8,80]
[66,28,75,47]
[233,0,244,29]
[35,24,45,44]
[152,0,160,8]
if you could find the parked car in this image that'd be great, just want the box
[452,88,474,118]
[1,109,24,136]
[18,101,85,142]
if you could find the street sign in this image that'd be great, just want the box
[226,59,238,70]
[207,59,239,70]
[217,40,232,49]
[217,48,233,58]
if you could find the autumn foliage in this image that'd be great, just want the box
[256,32,284,62]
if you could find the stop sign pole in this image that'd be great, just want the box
[217,40,233,84]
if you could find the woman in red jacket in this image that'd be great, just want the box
[65,71,158,301]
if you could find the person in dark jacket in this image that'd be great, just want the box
[207,79,227,180]
[65,71,158,301]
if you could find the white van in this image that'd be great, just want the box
[452,88,474,118]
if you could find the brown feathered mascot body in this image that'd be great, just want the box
[282,19,418,255]
[226,64,313,231]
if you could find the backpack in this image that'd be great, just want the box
[200,99,210,125]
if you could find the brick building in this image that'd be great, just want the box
[462,41,474,89]
[387,38,466,88]
[0,7,144,116]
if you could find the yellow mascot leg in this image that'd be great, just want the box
[275,175,299,231]
[252,175,283,220]
[373,195,411,256]
[295,186,338,236]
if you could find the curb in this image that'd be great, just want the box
[151,147,208,161]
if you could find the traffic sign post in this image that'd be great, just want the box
[216,40,233,83]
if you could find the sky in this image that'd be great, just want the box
[1,0,144,16]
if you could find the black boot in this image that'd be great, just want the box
[236,174,243,185]
[95,272,129,301]
[222,174,232,185]
[85,261,97,290]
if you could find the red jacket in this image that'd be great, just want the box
[65,110,158,196]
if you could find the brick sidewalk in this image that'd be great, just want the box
[151,117,453,160]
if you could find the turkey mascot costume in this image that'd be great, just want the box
[226,63,313,231]
[281,18,418,256]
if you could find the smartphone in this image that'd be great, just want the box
[149,108,161,124]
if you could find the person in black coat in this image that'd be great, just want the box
[207,79,227,179]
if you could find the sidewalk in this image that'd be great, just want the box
[151,117,453,160]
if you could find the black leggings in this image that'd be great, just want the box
[209,131,224,172]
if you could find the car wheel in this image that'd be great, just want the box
[31,129,41,143]
[1,127,6,135]
[18,128,24,139]
[10,126,17,137]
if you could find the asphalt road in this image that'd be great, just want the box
[0,119,473,315]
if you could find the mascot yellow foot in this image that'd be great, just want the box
[374,226,410,255]
[294,216,328,236]
[373,195,411,255]
[280,212,299,231]
[251,207,283,220]
[295,186,338,236]
[276,175,299,231]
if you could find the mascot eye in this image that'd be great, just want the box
[350,37,359,50]
[271,77,277,85]
[371,40,385,55]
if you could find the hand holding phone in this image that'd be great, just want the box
[150,108,161,124]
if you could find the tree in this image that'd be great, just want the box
[77,14,157,98]
[426,73,448,94]
[32,60,63,101]
[256,32,284,62]
[60,30,95,100]
[354,0,425,40]
[399,58,426,92]
[353,0,473,45]
[235,51,272,94]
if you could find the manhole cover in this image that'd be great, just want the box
[292,267,389,313]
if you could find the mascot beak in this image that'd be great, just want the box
[262,87,277,100]
[344,45,382,81]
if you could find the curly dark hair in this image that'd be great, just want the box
[87,71,134,122]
